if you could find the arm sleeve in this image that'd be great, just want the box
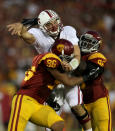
[28,28,41,46]
[86,52,107,77]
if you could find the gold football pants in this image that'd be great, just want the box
[85,96,113,131]
[8,95,64,131]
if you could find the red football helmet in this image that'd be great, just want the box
[79,31,102,53]
[51,39,74,62]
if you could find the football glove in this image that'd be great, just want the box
[46,97,61,111]
[83,67,101,82]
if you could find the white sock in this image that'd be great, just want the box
[85,128,92,131]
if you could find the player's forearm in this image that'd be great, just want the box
[7,22,35,45]
[48,69,84,87]
[61,76,84,87]
[20,25,35,44]
[74,45,81,62]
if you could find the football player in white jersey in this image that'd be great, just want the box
[7,9,92,131]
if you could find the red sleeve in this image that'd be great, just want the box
[89,58,106,67]
[88,53,107,67]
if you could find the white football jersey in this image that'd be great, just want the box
[28,26,79,54]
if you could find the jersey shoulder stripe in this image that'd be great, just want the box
[42,53,62,69]
[88,52,107,67]
[38,53,62,64]
[88,52,107,61]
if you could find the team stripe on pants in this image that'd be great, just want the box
[78,86,83,105]
[10,95,23,131]
[107,96,113,131]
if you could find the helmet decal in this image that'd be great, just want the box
[57,44,64,53]
[45,10,53,18]
[51,39,74,62]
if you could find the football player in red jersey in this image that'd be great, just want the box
[8,39,95,131]
[50,39,94,131]
[77,31,113,131]
[7,10,93,131]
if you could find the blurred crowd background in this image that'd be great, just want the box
[0,0,115,131]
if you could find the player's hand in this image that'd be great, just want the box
[7,23,25,36]
[61,61,72,72]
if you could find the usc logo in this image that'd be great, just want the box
[57,44,64,53]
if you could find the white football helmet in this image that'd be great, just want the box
[38,10,63,37]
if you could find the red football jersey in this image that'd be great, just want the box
[17,53,61,104]
[81,52,108,104]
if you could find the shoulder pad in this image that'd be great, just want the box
[88,52,107,60]
[32,54,43,65]
[63,26,76,32]
[88,52,107,67]
[28,28,41,33]
[40,53,62,69]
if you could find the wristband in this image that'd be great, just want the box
[69,58,79,70]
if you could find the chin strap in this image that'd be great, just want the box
[69,58,79,70]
